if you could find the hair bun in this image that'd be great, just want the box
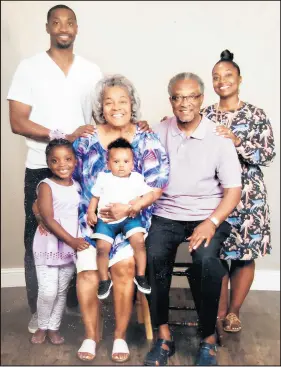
[220,49,234,61]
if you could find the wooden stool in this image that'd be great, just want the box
[135,263,197,339]
[95,301,103,342]
[169,261,224,346]
[97,290,153,341]
[96,262,197,341]
[134,262,197,339]
[168,262,198,327]
[135,291,153,340]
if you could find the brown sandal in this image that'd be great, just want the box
[224,313,242,333]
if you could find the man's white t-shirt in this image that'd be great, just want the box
[7,52,102,169]
[91,171,153,224]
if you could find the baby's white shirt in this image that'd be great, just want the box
[91,171,153,223]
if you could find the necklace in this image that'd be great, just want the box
[215,99,241,128]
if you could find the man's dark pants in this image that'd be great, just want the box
[24,168,78,314]
[146,215,231,339]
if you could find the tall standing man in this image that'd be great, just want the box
[7,4,103,334]
[144,72,242,366]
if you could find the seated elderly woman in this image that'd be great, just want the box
[73,74,169,362]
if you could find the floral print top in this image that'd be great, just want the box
[73,127,169,260]
[203,102,276,260]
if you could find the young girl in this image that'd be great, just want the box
[31,139,89,345]
[87,138,155,300]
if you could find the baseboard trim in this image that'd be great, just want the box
[1,267,26,288]
[171,268,280,291]
[1,267,280,291]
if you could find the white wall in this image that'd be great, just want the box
[1,1,280,271]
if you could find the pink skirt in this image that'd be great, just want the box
[33,217,77,266]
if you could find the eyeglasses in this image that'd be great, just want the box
[171,94,202,103]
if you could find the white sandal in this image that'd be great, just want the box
[77,339,96,361]
[112,338,130,363]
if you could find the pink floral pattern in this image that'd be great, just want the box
[203,102,276,260]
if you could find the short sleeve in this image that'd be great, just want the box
[216,138,242,188]
[7,59,33,106]
[134,172,154,196]
[90,172,104,197]
[89,66,103,106]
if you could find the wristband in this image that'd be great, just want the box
[207,217,219,228]
[49,129,66,141]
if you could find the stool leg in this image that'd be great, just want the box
[139,292,153,340]
[136,291,144,324]
[95,301,103,342]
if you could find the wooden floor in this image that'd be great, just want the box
[1,287,280,366]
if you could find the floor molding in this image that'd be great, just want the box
[171,268,280,291]
[1,267,280,291]
[1,268,26,288]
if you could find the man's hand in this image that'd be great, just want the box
[137,120,153,133]
[99,203,130,222]
[187,220,216,252]
[66,124,96,142]
[87,211,98,226]
[161,116,169,122]
[69,238,90,251]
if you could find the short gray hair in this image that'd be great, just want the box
[93,74,141,124]
[168,72,205,96]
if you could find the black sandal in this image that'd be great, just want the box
[144,338,175,366]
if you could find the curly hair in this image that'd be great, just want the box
[93,74,141,124]
[107,137,133,151]
[45,138,76,161]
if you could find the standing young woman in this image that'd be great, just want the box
[203,50,276,333]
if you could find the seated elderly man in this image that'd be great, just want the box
[144,72,242,366]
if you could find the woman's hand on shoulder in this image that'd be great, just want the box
[137,120,153,133]
[214,125,241,146]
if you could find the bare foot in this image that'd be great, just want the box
[77,352,95,361]
[112,352,130,362]
[31,329,47,344]
[47,330,65,345]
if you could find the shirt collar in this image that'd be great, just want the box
[171,115,207,139]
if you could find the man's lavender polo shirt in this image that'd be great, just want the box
[153,116,241,221]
